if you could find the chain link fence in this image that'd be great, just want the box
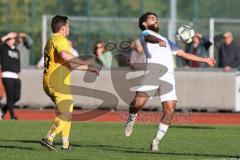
[1,0,240,65]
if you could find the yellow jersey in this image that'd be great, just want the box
[43,33,72,92]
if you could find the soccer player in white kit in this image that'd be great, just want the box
[124,12,216,151]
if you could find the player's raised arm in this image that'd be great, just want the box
[60,51,99,75]
[176,50,216,67]
[144,34,166,47]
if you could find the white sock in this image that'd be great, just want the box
[129,113,138,122]
[153,123,169,143]
[62,136,69,148]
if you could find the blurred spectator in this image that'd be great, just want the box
[1,32,33,68]
[0,72,4,96]
[16,32,33,68]
[115,39,132,67]
[183,33,212,67]
[36,40,80,69]
[0,70,4,117]
[130,39,146,70]
[0,32,21,120]
[93,40,119,68]
[217,32,240,71]
[0,38,5,109]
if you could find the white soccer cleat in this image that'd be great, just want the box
[151,140,159,152]
[124,114,137,137]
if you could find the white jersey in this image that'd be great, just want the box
[140,30,180,73]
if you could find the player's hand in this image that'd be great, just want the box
[55,109,60,116]
[87,65,100,75]
[205,57,216,67]
[159,40,166,47]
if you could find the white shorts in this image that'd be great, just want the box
[137,71,177,102]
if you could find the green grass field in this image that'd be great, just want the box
[0,121,239,160]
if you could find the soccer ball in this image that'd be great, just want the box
[176,25,195,44]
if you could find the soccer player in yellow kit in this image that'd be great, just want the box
[40,15,99,151]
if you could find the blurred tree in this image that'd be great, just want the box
[1,0,240,64]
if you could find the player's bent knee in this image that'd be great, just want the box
[129,99,144,112]
[136,91,148,99]
[135,100,145,108]
[166,108,175,115]
[162,113,173,125]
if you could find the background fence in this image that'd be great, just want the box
[0,0,240,65]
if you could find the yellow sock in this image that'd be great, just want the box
[62,121,71,148]
[46,117,68,142]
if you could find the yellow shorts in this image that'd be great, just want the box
[43,83,73,114]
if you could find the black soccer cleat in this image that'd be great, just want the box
[61,145,72,151]
[40,138,58,152]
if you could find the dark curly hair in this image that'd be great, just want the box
[139,12,158,31]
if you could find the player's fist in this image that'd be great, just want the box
[159,40,166,47]
[205,57,216,67]
[87,65,100,75]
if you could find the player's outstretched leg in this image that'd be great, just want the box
[124,105,138,137]
[124,92,148,137]
[40,137,58,152]
[151,100,176,151]
[40,116,68,152]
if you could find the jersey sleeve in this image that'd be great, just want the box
[54,36,71,54]
[141,30,160,41]
[141,30,151,37]
[167,39,180,55]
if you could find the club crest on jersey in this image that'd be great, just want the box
[8,50,19,59]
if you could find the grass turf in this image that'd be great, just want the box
[0,121,239,160]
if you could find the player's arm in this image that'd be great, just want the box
[142,30,166,47]
[176,50,216,67]
[60,51,99,75]
[144,35,166,47]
